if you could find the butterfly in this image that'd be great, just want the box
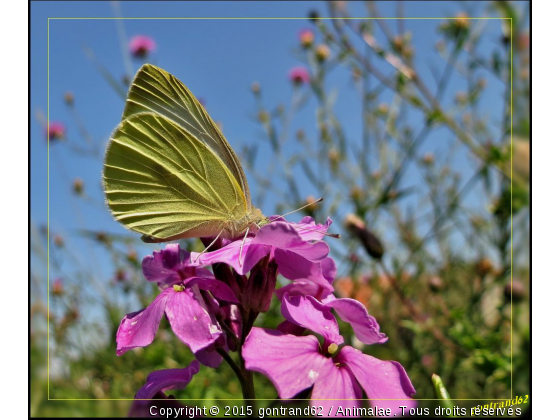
[103,64,266,244]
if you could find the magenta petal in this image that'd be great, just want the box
[254,222,330,261]
[275,249,334,292]
[135,361,200,399]
[142,244,185,285]
[321,257,337,284]
[276,281,322,301]
[310,361,362,416]
[186,277,239,303]
[190,241,270,275]
[281,295,343,345]
[116,291,169,356]
[243,328,328,399]
[338,346,416,410]
[324,297,388,344]
[165,286,223,354]
[293,217,333,241]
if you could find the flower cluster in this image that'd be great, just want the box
[117,216,415,411]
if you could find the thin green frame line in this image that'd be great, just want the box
[47,17,511,20]
[46,15,517,403]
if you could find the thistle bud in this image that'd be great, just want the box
[251,81,261,94]
[73,178,84,195]
[308,10,320,24]
[344,214,384,260]
[315,44,330,62]
[429,276,444,292]
[53,234,64,248]
[299,29,314,48]
[64,92,74,105]
[475,257,493,277]
[52,278,64,296]
[504,279,526,303]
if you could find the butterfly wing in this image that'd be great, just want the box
[122,64,253,209]
[103,113,248,241]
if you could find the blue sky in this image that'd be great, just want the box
[31,1,516,298]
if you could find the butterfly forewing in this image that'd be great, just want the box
[103,113,248,240]
[122,64,253,207]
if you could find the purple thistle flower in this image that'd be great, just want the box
[242,295,415,413]
[129,35,156,58]
[47,121,65,142]
[116,245,238,366]
[289,67,310,84]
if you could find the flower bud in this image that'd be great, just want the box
[344,214,384,260]
[251,81,261,94]
[504,279,526,303]
[53,234,64,248]
[422,153,435,165]
[52,278,64,296]
[308,10,320,24]
[429,276,444,292]
[475,257,493,277]
[315,44,330,62]
[73,178,84,195]
[243,257,278,312]
[304,195,319,212]
[299,29,314,48]
[64,92,74,105]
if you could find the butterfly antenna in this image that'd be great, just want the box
[268,197,324,223]
[193,229,224,263]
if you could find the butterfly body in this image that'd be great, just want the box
[103,64,265,243]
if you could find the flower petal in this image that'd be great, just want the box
[116,291,169,356]
[293,216,333,241]
[323,297,388,344]
[186,277,239,303]
[190,241,270,275]
[165,286,223,353]
[281,295,343,345]
[275,249,334,292]
[338,346,416,410]
[254,222,329,261]
[142,244,184,286]
[135,361,200,399]
[311,361,362,416]
[243,328,328,399]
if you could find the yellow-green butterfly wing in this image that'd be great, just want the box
[103,65,263,242]
[122,64,253,206]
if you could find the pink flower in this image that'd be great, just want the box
[116,245,238,367]
[243,295,415,414]
[47,122,65,142]
[289,67,310,85]
[299,28,314,48]
[129,35,156,58]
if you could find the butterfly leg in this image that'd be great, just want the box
[193,229,224,263]
[238,227,251,267]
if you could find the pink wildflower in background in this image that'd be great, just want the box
[47,122,65,142]
[289,67,310,85]
[299,28,314,48]
[129,35,156,58]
